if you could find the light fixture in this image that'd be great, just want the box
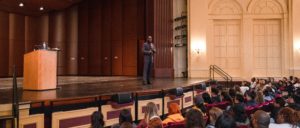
[191,39,206,55]
[39,6,44,11]
[19,2,24,7]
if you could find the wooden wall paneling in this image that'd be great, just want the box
[137,0,146,76]
[78,1,89,75]
[88,0,103,75]
[137,0,146,40]
[49,11,67,75]
[66,6,78,75]
[122,0,138,76]
[101,0,112,76]
[8,13,25,76]
[153,0,174,78]
[36,14,49,43]
[25,16,38,53]
[111,0,123,75]
[145,0,154,37]
[0,11,9,77]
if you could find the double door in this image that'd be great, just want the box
[102,42,123,76]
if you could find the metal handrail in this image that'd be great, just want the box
[209,65,232,81]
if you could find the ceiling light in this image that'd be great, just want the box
[19,2,24,7]
[39,6,44,11]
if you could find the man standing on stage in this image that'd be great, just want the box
[143,36,156,85]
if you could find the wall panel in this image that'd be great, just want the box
[66,6,78,75]
[88,0,102,75]
[49,11,67,75]
[101,0,112,76]
[0,11,9,77]
[25,16,38,53]
[122,0,138,76]
[111,0,123,75]
[153,0,173,78]
[9,13,25,76]
[78,1,89,75]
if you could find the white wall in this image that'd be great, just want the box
[188,0,299,79]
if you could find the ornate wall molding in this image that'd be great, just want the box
[209,0,242,15]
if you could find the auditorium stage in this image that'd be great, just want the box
[0,76,206,104]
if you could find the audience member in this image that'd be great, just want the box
[251,110,270,128]
[185,108,205,128]
[234,94,245,106]
[241,81,250,95]
[194,95,207,113]
[138,102,162,128]
[245,91,257,107]
[206,107,223,128]
[231,104,250,127]
[202,92,213,104]
[112,109,136,128]
[255,91,265,105]
[120,122,133,128]
[270,97,286,122]
[211,88,221,103]
[215,113,236,128]
[220,91,233,104]
[162,103,184,124]
[269,107,298,128]
[229,88,237,99]
[91,111,104,128]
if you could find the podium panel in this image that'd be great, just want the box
[23,50,57,90]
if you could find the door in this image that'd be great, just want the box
[213,20,241,77]
[253,20,281,77]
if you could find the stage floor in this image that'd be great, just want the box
[0,76,206,104]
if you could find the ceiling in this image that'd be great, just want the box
[0,0,83,16]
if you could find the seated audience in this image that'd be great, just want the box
[271,97,286,122]
[112,109,136,128]
[245,91,257,107]
[263,87,275,101]
[231,104,250,127]
[162,103,184,124]
[234,85,243,94]
[215,113,236,128]
[138,102,162,128]
[202,92,213,104]
[288,88,300,110]
[194,95,207,113]
[255,91,265,105]
[220,91,233,104]
[251,110,270,128]
[229,88,237,100]
[185,108,205,128]
[91,111,104,128]
[240,81,250,95]
[234,94,245,106]
[250,77,257,89]
[120,122,133,128]
[206,107,223,128]
[211,88,221,103]
[269,107,299,128]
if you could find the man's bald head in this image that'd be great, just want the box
[252,110,270,128]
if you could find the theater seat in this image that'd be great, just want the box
[164,121,185,128]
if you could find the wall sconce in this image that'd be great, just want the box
[294,39,300,52]
[191,39,206,55]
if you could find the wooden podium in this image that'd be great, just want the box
[23,50,57,90]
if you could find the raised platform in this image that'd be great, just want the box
[0,76,206,104]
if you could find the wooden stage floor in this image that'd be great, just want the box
[0,76,206,104]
